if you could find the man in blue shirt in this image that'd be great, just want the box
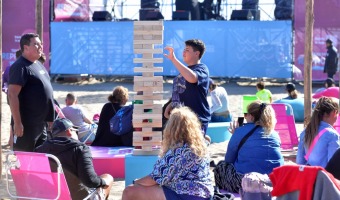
[164,39,211,133]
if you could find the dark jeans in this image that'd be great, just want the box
[13,123,47,152]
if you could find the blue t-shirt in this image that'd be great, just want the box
[150,143,214,198]
[225,123,284,174]
[171,63,211,124]
[296,121,340,168]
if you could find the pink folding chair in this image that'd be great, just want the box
[271,103,299,150]
[5,151,72,200]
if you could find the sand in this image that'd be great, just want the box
[0,79,307,200]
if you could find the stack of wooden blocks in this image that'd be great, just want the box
[132,21,164,155]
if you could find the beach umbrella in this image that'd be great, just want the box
[303,0,314,125]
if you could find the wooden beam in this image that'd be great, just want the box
[134,67,163,73]
[303,0,314,125]
[35,0,43,41]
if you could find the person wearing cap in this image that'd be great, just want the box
[284,82,299,100]
[208,78,232,122]
[35,118,113,199]
[324,39,338,79]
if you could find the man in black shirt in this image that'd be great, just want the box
[8,33,55,151]
[35,118,113,199]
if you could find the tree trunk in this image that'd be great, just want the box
[0,0,3,180]
[303,0,314,125]
[36,0,43,40]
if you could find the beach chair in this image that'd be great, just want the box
[243,95,258,114]
[271,103,298,150]
[5,151,96,200]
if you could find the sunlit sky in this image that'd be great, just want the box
[89,0,276,21]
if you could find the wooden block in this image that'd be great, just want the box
[152,25,164,30]
[134,104,162,110]
[134,35,144,40]
[142,72,154,77]
[133,149,160,155]
[142,91,154,96]
[142,54,153,59]
[133,114,162,120]
[134,76,163,82]
[133,141,162,146]
[133,121,163,128]
[134,67,163,73]
[133,58,163,64]
[134,25,144,30]
[134,44,144,49]
[134,94,163,100]
[133,131,162,137]
[134,48,163,54]
[152,35,163,40]
[143,44,154,49]
[142,63,154,68]
[133,85,163,92]
[141,128,153,132]
[134,21,163,26]
[133,136,162,141]
[143,81,162,87]
[134,40,163,45]
[134,30,163,35]
[133,108,162,114]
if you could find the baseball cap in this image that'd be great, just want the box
[326,39,333,44]
[52,118,78,136]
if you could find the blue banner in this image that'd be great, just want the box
[51,21,292,78]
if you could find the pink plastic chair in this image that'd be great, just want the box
[271,103,299,150]
[5,151,72,200]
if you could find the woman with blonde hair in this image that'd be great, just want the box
[297,97,340,167]
[214,101,283,193]
[122,107,214,200]
[92,86,132,146]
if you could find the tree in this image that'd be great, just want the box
[304,0,314,125]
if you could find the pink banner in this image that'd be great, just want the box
[54,0,90,21]
[2,0,50,71]
[294,0,340,81]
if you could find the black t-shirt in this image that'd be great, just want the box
[9,56,55,125]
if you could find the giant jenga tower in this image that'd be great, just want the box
[132,21,164,155]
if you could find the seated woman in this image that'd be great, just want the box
[314,78,336,94]
[296,97,339,167]
[209,78,232,122]
[214,101,283,193]
[283,82,298,99]
[122,107,214,200]
[91,86,132,147]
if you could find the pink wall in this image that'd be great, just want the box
[2,0,50,71]
[294,0,340,81]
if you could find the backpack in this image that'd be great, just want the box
[109,105,133,136]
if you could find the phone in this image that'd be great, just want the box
[238,117,245,127]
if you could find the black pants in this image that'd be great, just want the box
[13,123,47,152]
[327,71,336,79]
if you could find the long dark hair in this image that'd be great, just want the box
[304,97,339,148]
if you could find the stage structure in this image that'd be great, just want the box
[132,21,164,155]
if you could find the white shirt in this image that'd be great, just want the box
[210,86,229,114]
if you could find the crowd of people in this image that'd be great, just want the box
[2,33,340,199]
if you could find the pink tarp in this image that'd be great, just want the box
[294,0,340,81]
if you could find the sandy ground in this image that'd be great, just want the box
[0,79,309,199]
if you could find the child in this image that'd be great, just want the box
[256,81,272,103]
[163,39,211,134]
